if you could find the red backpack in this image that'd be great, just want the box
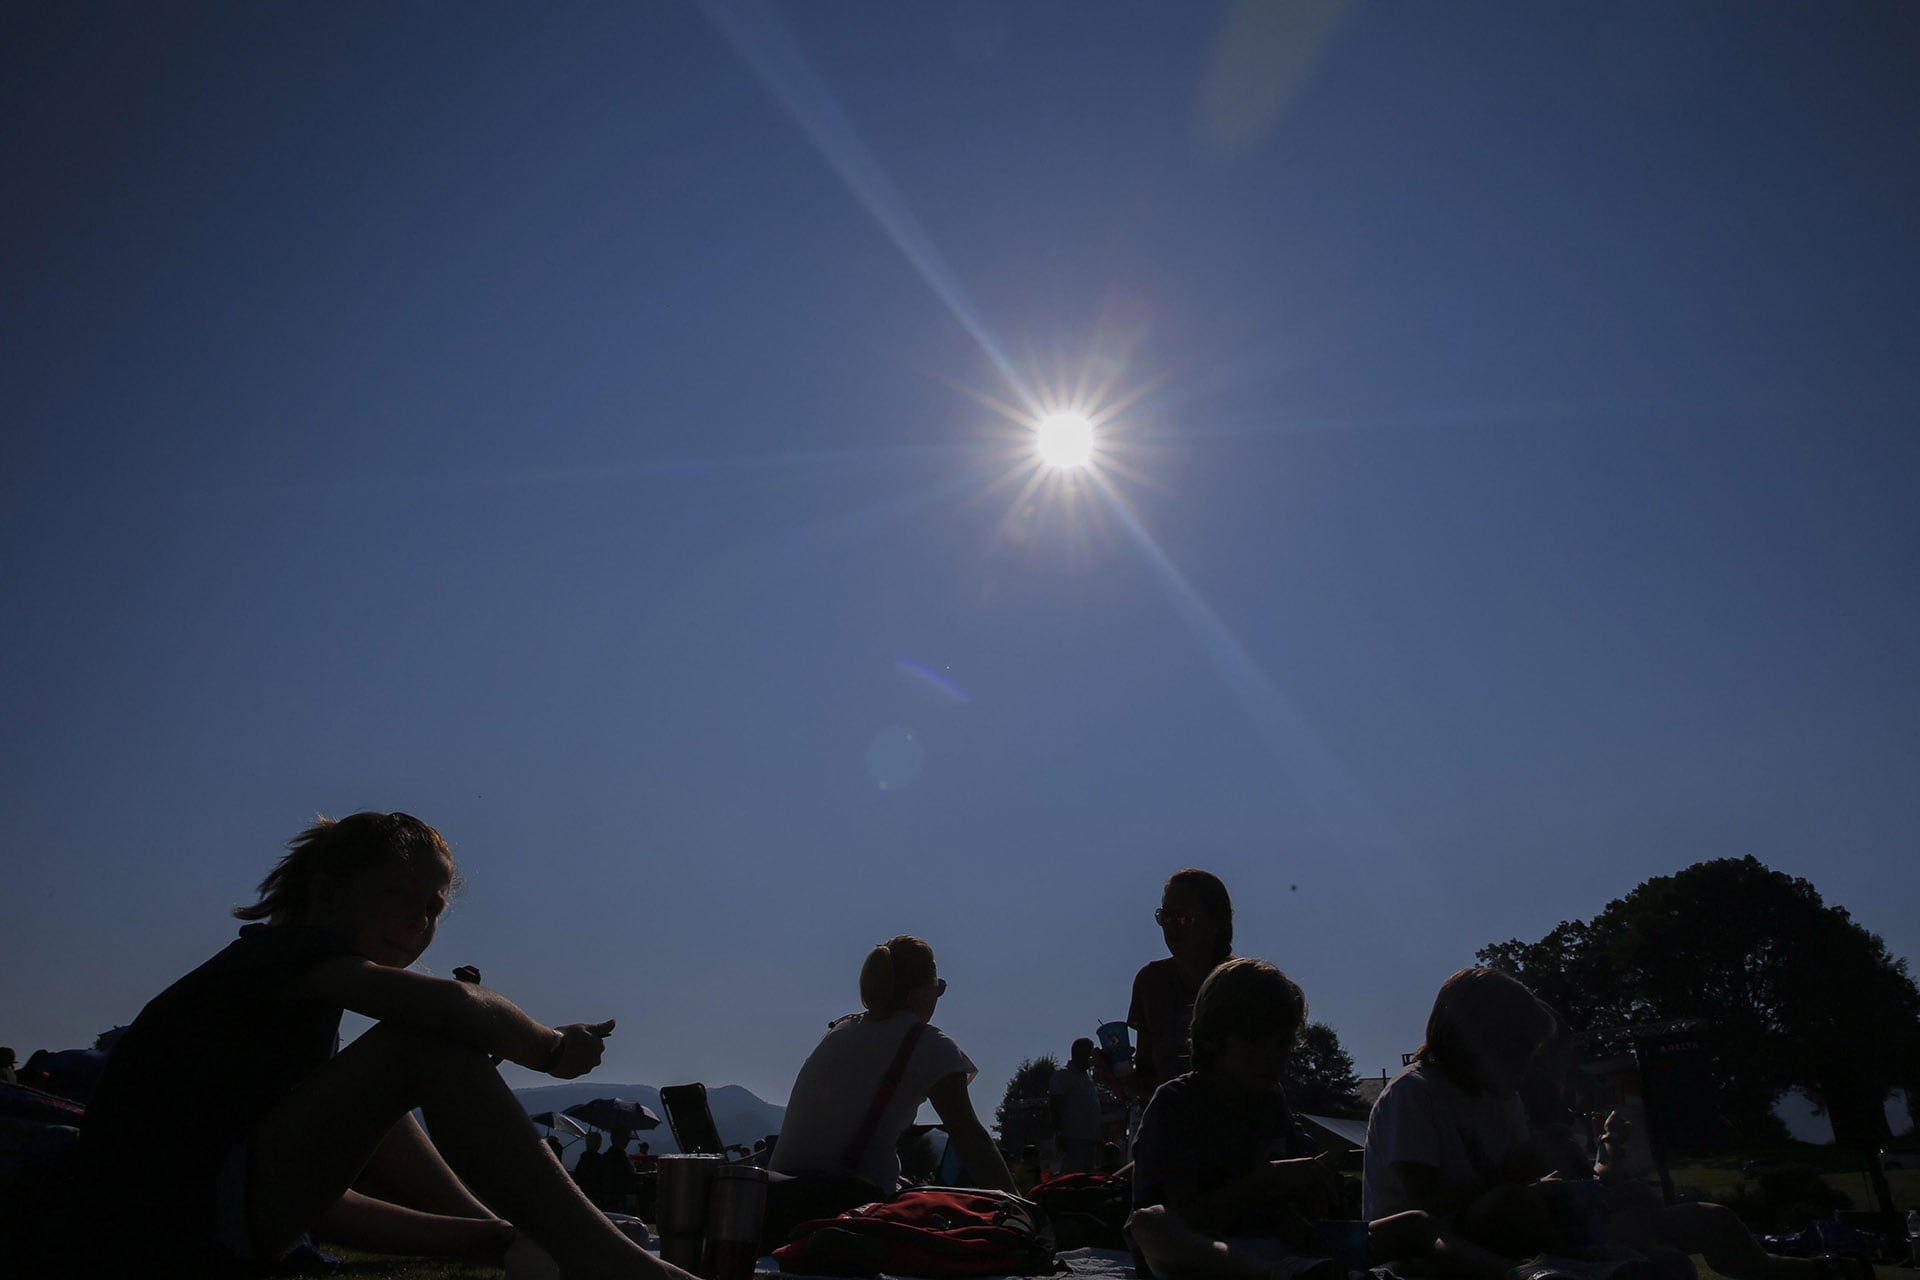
[774,1187,1058,1277]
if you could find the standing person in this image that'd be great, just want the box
[73,811,690,1280]
[601,1131,640,1212]
[769,935,1016,1195]
[573,1131,606,1199]
[1050,1037,1105,1174]
[1128,869,1234,1104]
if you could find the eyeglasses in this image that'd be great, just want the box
[934,978,948,997]
[1154,908,1198,928]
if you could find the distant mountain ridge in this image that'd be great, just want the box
[515,1082,785,1153]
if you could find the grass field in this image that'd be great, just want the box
[1666,1146,1920,1211]
[322,1248,499,1278]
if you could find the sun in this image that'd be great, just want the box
[1035,412,1095,468]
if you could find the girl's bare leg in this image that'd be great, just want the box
[316,1190,511,1262]
[248,1021,690,1280]
[356,1112,495,1217]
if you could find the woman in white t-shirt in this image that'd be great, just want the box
[769,935,1016,1195]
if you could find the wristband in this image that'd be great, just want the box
[540,1030,567,1073]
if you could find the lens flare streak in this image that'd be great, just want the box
[1083,467,1449,928]
[698,0,1035,411]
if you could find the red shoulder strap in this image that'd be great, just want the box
[841,1020,928,1170]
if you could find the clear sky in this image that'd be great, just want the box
[4,3,1918,1120]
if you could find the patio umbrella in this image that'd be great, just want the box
[563,1098,661,1134]
[529,1111,590,1140]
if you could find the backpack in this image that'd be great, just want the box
[774,1186,1058,1277]
[1024,1172,1130,1249]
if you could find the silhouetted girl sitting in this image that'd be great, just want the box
[769,934,1015,1195]
[76,811,687,1280]
[1365,967,1863,1280]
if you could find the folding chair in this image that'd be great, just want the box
[659,1082,728,1157]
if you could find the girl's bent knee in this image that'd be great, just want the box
[1127,1206,1173,1245]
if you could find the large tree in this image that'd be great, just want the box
[1480,857,1920,1148]
[1286,1022,1366,1118]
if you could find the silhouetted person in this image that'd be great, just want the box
[1051,1037,1103,1174]
[600,1131,640,1211]
[1129,870,1234,1103]
[769,935,1014,1194]
[573,1131,605,1194]
[72,811,675,1279]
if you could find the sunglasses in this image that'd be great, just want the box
[1155,908,1198,928]
[934,978,948,997]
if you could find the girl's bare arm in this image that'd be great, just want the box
[926,1072,1018,1193]
[297,957,609,1076]
[1165,1151,1339,1236]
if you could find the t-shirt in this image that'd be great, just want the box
[78,923,360,1256]
[1127,958,1206,1087]
[1131,1072,1318,1235]
[1362,1060,1530,1220]
[768,1012,975,1193]
[1049,1065,1102,1142]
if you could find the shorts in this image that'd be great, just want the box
[213,1140,266,1264]
[213,1140,321,1277]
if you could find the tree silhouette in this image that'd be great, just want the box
[1285,1022,1365,1118]
[994,1055,1058,1149]
[1480,857,1920,1148]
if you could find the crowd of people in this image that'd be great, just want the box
[1,812,1881,1280]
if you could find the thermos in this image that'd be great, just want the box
[655,1154,725,1270]
[702,1165,770,1280]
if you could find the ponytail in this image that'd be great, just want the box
[858,935,935,1018]
[859,946,896,1015]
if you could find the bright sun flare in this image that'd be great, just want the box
[1035,412,1095,468]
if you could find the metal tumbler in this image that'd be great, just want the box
[655,1154,725,1271]
[702,1165,770,1280]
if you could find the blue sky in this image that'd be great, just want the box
[4,2,1917,1120]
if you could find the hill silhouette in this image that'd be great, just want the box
[514,1082,785,1153]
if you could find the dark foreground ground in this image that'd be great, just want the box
[320,1152,1920,1280]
